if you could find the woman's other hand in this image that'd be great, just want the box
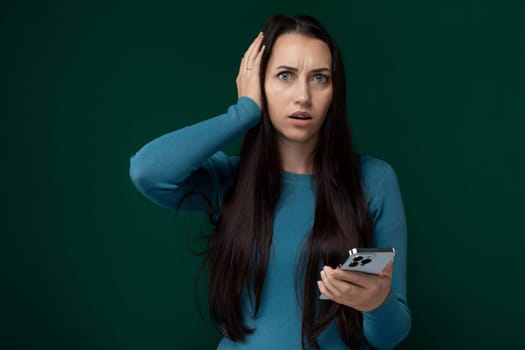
[317,260,394,312]
[236,32,265,109]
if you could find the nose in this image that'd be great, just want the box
[294,79,312,106]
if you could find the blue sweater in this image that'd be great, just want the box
[129,97,411,349]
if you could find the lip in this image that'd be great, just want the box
[289,111,313,119]
[288,111,313,126]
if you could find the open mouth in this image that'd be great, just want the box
[290,115,312,120]
[289,112,313,120]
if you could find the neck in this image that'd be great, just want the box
[277,137,317,174]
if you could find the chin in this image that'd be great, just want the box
[280,132,318,145]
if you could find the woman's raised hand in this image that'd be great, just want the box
[236,32,265,109]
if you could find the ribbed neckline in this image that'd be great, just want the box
[281,171,315,186]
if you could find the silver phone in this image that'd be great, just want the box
[319,248,395,300]
[340,248,395,274]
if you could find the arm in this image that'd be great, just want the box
[317,160,411,349]
[129,97,261,212]
[362,162,411,349]
[129,32,266,214]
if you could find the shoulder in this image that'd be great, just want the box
[357,154,398,193]
[356,153,405,225]
[356,153,403,212]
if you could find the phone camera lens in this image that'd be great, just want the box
[361,258,372,266]
[349,262,359,267]
[352,256,363,262]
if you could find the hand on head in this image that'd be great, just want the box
[236,32,265,109]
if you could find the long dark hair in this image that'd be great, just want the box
[204,14,373,349]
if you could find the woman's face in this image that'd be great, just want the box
[264,32,333,149]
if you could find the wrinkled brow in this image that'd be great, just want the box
[274,65,331,73]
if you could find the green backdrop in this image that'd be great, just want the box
[3,0,524,348]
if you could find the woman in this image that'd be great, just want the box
[130,14,411,350]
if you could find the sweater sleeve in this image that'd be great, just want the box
[361,158,412,349]
[129,97,261,215]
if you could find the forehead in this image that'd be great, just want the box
[268,33,332,69]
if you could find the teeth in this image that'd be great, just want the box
[292,114,310,120]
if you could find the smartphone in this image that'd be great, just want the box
[340,248,395,274]
[319,248,395,299]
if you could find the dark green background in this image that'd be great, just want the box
[3,0,524,348]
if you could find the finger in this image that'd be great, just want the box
[240,33,259,68]
[243,33,263,70]
[320,269,341,297]
[321,266,362,299]
[330,268,376,288]
[317,281,332,300]
[245,32,263,63]
[380,259,394,279]
[240,34,257,69]
[320,268,375,308]
[252,44,265,71]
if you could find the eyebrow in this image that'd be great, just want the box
[275,65,331,73]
